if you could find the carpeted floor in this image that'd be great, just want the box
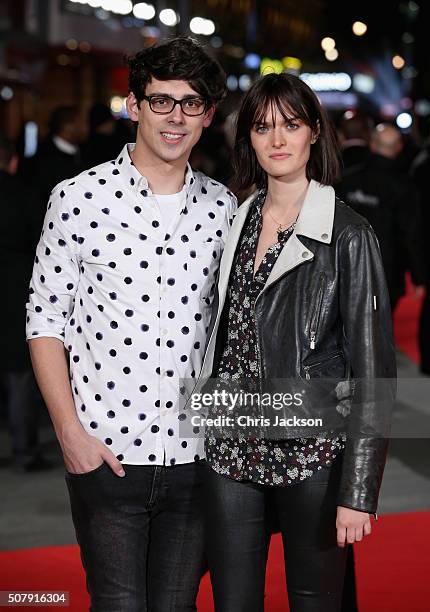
[1,510,429,611]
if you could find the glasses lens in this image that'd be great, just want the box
[149,96,175,113]
[180,98,206,116]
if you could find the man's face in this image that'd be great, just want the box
[126,78,215,165]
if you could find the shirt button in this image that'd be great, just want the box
[302,251,309,258]
[321,233,328,240]
[162,329,168,335]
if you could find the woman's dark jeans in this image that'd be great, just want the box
[66,460,207,612]
[204,454,348,612]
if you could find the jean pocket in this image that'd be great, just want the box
[65,462,107,479]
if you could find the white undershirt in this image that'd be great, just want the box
[154,187,187,229]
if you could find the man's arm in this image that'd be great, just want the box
[26,183,124,476]
[29,337,124,476]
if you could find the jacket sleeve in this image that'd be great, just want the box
[338,225,397,513]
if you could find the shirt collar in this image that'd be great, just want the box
[115,143,195,195]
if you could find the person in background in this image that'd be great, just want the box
[410,132,430,373]
[26,106,84,233]
[337,122,425,311]
[338,113,372,170]
[82,103,122,169]
[0,136,51,471]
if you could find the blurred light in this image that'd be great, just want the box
[321,37,336,51]
[380,103,397,118]
[133,2,155,19]
[159,8,178,26]
[260,58,283,75]
[113,0,133,15]
[408,1,419,12]
[402,65,418,79]
[352,73,375,94]
[226,75,238,91]
[0,86,13,101]
[400,97,413,109]
[402,32,414,44]
[87,0,103,6]
[343,110,355,120]
[57,54,70,65]
[325,48,339,61]
[110,96,126,115]
[141,25,159,37]
[238,75,252,91]
[415,99,430,116]
[79,41,91,52]
[352,21,367,36]
[24,122,38,157]
[210,36,223,48]
[301,72,351,92]
[66,38,78,50]
[189,17,215,36]
[392,55,405,69]
[95,8,109,19]
[396,112,413,129]
[282,56,302,71]
[244,53,261,70]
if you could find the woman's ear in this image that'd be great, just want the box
[311,121,320,144]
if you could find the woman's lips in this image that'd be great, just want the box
[269,153,292,159]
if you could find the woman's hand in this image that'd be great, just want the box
[336,506,372,547]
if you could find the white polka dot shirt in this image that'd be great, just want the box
[26,144,236,466]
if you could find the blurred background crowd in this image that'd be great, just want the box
[1,0,430,472]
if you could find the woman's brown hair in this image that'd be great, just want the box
[232,73,341,192]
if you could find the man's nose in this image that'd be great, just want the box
[168,102,185,123]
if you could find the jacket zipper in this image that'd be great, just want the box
[253,299,264,392]
[302,351,342,380]
[309,273,325,350]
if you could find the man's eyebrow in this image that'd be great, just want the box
[148,92,203,99]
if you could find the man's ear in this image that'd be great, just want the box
[126,92,140,122]
[203,106,216,128]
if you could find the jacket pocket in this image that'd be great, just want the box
[309,272,326,350]
[303,350,345,380]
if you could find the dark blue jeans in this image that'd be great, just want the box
[66,460,207,612]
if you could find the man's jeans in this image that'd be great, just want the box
[66,460,207,612]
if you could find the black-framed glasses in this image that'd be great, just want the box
[142,94,208,116]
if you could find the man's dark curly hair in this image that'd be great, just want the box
[128,37,227,108]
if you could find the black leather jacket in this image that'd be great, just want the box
[201,189,396,514]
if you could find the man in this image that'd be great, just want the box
[0,137,49,471]
[24,106,84,235]
[26,37,235,611]
[338,113,372,170]
[337,122,424,311]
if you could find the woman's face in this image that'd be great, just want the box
[250,104,315,183]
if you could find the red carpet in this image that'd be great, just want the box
[393,273,423,364]
[1,511,429,611]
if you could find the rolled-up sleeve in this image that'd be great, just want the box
[26,182,81,342]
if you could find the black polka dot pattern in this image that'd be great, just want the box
[26,143,237,466]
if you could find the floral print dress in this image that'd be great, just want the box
[205,191,344,486]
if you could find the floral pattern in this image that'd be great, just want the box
[205,191,344,485]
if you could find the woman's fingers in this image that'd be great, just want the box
[337,525,347,548]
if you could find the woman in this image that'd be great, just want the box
[199,73,396,611]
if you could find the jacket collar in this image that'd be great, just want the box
[218,180,336,303]
[236,179,335,245]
